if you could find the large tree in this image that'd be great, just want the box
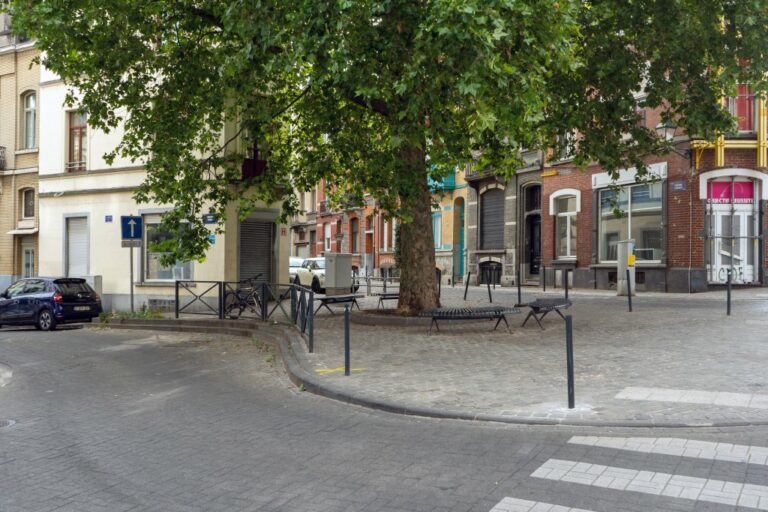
[8,1,768,313]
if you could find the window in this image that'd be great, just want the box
[350,218,359,253]
[67,111,87,172]
[23,248,34,278]
[480,188,504,250]
[66,217,88,277]
[5,280,26,298]
[554,132,576,160]
[432,213,442,249]
[324,222,331,251]
[599,182,662,262]
[555,196,577,258]
[144,217,192,281]
[22,92,36,149]
[727,85,756,133]
[21,188,34,218]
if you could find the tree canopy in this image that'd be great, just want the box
[8,0,768,310]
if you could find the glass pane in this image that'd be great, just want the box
[556,196,576,213]
[731,214,742,261]
[719,215,732,266]
[556,216,567,257]
[569,217,577,258]
[600,189,628,261]
[25,111,35,148]
[631,183,662,260]
[747,213,755,266]
[146,224,191,280]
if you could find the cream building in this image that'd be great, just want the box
[37,63,289,311]
[0,15,39,289]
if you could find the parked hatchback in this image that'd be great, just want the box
[0,277,102,331]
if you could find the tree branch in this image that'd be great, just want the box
[346,94,390,117]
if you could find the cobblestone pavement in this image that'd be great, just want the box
[298,285,768,426]
[3,327,768,511]
[0,329,768,512]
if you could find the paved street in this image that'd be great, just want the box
[1,325,768,511]
[299,285,768,427]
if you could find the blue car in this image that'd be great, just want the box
[0,277,103,331]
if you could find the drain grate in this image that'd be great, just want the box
[0,420,15,429]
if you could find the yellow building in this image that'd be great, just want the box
[0,17,39,289]
[431,166,468,284]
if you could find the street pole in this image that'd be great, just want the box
[130,245,135,313]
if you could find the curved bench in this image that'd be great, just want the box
[419,306,520,333]
[520,298,572,329]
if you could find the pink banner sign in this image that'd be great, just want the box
[707,181,754,204]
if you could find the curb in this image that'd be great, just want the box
[99,321,768,429]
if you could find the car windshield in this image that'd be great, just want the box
[314,260,325,270]
[55,280,92,296]
[290,257,304,267]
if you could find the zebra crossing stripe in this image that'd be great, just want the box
[568,436,768,465]
[531,458,768,509]
[615,386,768,409]
[489,497,596,512]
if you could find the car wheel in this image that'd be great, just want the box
[37,309,57,331]
[311,278,321,294]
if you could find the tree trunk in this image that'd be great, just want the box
[397,146,440,315]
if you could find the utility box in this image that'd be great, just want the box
[325,253,353,295]
[617,240,636,296]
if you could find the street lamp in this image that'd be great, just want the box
[655,121,692,160]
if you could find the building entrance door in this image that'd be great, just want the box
[526,214,541,276]
[708,208,758,284]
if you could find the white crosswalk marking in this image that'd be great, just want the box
[531,458,768,509]
[489,497,596,512]
[615,386,768,409]
[568,436,768,465]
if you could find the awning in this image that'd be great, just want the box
[6,228,38,235]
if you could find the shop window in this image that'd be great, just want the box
[144,216,192,281]
[599,182,662,262]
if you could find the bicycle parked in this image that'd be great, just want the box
[223,274,263,319]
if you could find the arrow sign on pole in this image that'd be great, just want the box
[121,216,143,240]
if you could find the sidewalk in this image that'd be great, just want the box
[281,286,768,427]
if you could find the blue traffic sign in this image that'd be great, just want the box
[121,216,143,240]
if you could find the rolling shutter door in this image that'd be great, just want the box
[480,189,504,250]
[239,220,273,282]
[66,217,88,277]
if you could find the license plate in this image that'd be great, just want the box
[74,306,90,311]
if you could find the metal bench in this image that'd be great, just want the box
[520,298,572,329]
[419,306,520,333]
[373,292,399,309]
[314,294,364,315]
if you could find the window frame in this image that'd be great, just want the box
[67,111,87,172]
[432,212,442,249]
[21,91,36,149]
[143,215,193,282]
[21,188,35,219]
[554,196,577,259]
[349,217,359,253]
[598,183,663,263]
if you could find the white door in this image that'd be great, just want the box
[709,209,757,284]
[66,217,88,277]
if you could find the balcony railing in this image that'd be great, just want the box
[318,200,329,215]
[65,160,86,172]
[0,146,5,170]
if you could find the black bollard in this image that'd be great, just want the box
[308,291,315,353]
[626,268,633,312]
[542,266,546,293]
[566,315,575,409]
[344,304,351,376]
[464,271,471,300]
[486,269,493,303]
[727,268,732,316]
[517,264,522,305]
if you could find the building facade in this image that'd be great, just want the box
[542,88,768,292]
[464,150,544,287]
[0,16,39,290]
[37,64,290,311]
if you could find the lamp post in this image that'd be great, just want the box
[655,121,694,162]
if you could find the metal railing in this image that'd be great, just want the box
[0,146,5,170]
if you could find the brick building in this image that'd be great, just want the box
[542,87,768,292]
[0,16,39,289]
